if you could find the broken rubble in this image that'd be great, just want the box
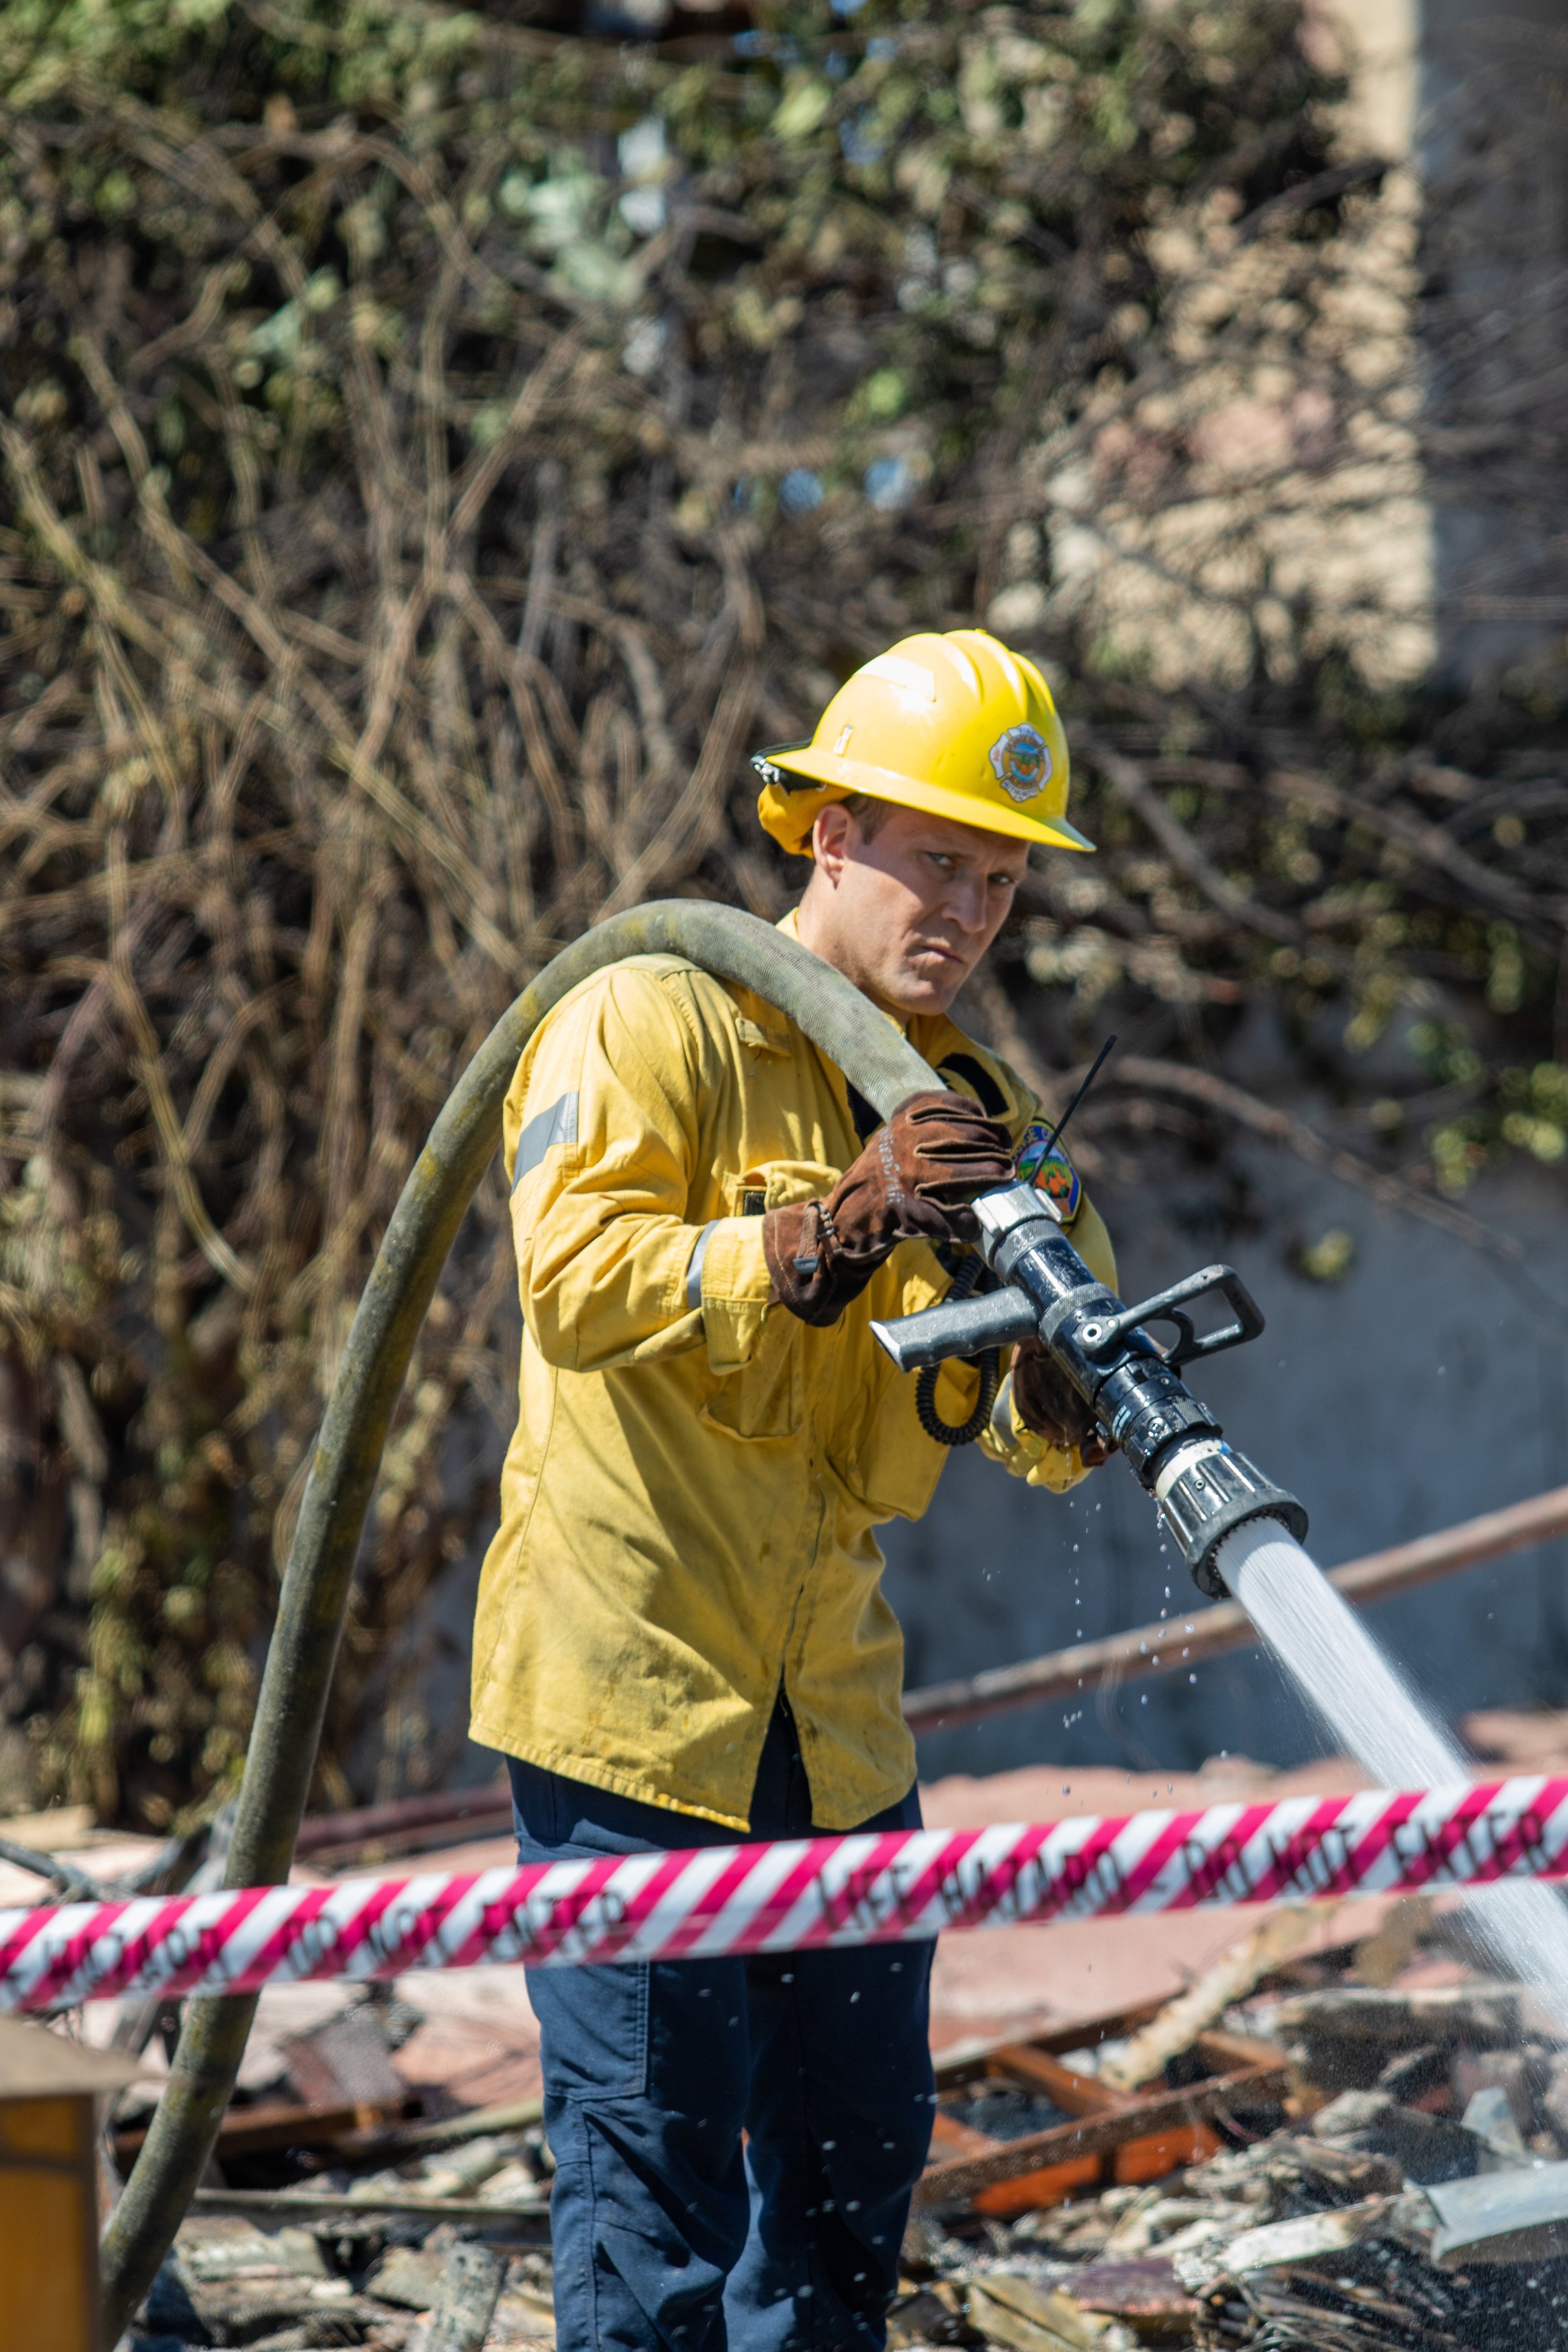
[964,2270,1122,2352]
[1275,1984,1523,2096]
[124,1826,1568,2352]
[1172,2190,1436,2290]
[1061,2257,1199,2329]
[421,2241,508,2352]
[1426,2162,1568,2269]
[369,2243,450,2312]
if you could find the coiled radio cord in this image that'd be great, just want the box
[914,1250,1001,1446]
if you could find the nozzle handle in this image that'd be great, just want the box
[871,1287,1039,1374]
[1077,1263,1264,1371]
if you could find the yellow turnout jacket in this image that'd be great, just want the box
[470,913,1116,1830]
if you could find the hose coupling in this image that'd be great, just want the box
[1154,1439,1309,1600]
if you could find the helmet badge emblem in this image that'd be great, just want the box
[988,723,1053,803]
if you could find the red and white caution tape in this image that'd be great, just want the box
[6,1775,1568,2015]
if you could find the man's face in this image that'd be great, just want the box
[797,801,1030,1018]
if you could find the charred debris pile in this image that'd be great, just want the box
[111,1897,1568,2349]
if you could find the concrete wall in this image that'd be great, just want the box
[1033,0,1568,692]
[1414,0,1568,681]
[883,1147,1568,1784]
[1306,0,1568,681]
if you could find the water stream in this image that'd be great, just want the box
[1217,1518,1568,2029]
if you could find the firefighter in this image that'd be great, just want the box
[472,630,1117,2352]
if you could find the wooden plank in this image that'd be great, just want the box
[990,2044,1137,2117]
[926,2053,995,2091]
[191,2187,550,2230]
[114,2096,413,2164]
[368,2095,546,2161]
[1030,2000,1168,2057]
[967,2121,1226,2218]
[933,2000,1168,2085]
[1192,2026,1292,2073]
[971,2153,1103,2217]
[1111,2120,1223,2187]
[913,2062,1289,2208]
[927,2109,1001,2159]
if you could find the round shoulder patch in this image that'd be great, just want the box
[1015,1121,1082,1221]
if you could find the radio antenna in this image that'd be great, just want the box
[1037,1034,1116,1162]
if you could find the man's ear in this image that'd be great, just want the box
[811,800,854,885]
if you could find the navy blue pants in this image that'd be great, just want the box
[507,1698,934,2352]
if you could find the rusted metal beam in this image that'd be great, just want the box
[294,1785,512,1858]
[113,2095,415,2166]
[189,2186,550,2229]
[903,1482,1568,1731]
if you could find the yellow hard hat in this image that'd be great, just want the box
[753,628,1093,857]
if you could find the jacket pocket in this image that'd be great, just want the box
[697,1160,835,1441]
[701,1299,803,1441]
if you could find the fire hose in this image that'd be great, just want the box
[100,904,1305,2335]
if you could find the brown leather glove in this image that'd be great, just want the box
[1011,1337,1116,1466]
[764,1089,1014,1327]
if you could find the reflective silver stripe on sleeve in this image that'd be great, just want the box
[685,1220,719,1312]
[510,1091,579,1194]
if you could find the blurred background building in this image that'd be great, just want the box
[1029,0,1568,691]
